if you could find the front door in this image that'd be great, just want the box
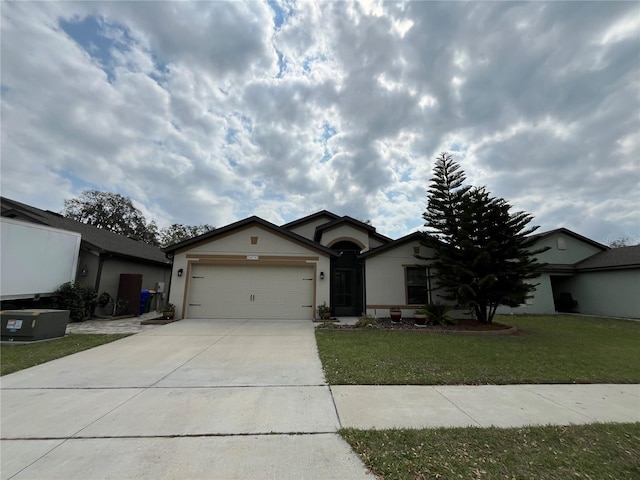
[334,268,357,316]
[331,241,363,317]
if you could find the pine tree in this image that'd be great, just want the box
[421,153,548,323]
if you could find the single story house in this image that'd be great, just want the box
[164,210,639,320]
[1,197,172,314]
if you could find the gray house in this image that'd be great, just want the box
[164,212,639,321]
[497,229,639,319]
[1,197,172,314]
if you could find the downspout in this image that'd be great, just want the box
[94,253,108,293]
[361,257,367,316]
[164,253,174,311]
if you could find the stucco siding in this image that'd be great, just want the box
[496,273,556,315]
[565,269,640,319]
[76,249,100,290]
[287,217,335,240]
[97,258,171,312]
[169,225,331,319]
[365,241,436,318]
[533,233,604,264]
[322,225,369,250]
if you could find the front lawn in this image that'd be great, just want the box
[316,315,640,385]
[1,334,130,375]
[341,422,640,480]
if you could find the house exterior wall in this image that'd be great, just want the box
[364,241,437,318]
[322,225,369,250]
[287,216,335,240]
[97,258,171,313]
[496,273,556,315]
[369,237,387,249]
[75,249,100,290]
[564,269,640,319]
[533,233,604,264]
[496,233,604,316]
[170,225,331,319]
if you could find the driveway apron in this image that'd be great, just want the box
[1,319,370,480]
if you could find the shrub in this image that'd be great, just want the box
[54,282,97,322]
[423,303,456,326]
[354,314,381,329]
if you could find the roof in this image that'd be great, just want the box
[280,210,340,230]
[575,245,640,271]
[359,231,425,259]
[531,228,608,251]
[1,197,170,266]
[313,215,393,244]
[163,215,339,256]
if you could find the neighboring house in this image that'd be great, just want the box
[1,197,172,314]
[496,229,640,319]
[165,211,639,321]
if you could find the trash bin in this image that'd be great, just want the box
[1,309,70,341]
[139,290,150,315]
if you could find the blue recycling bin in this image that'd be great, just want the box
[139,290,150,315]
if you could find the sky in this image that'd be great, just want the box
[1,0,639,245]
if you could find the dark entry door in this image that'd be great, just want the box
[331,240,363,317]
[334,268,357,316]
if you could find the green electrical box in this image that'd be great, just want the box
[1,309,70,342]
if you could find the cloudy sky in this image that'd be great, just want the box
[1,1,638,244]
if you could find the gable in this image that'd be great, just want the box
[178,224,332,258]
[532,230,607,265]
[285,215,339,241]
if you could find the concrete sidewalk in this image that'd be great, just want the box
[2,318,638,479]
[1,319,370,480]
[332,384,640,430]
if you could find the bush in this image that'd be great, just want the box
[423,303,456,326]
[354,314,381,329]
[54,282,97,322]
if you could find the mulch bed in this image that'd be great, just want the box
[140,317,177,325]
[325,317,516,335]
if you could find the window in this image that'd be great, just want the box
[406,267,429,305]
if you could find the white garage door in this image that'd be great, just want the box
[186,263,315,319]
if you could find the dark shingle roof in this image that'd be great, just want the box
[576,245,640,271]
[359,231,425,259]
[1,197,170,266]
[532,228,608,251]
[163,215,338,256]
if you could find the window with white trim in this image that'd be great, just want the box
[406,266,429,305]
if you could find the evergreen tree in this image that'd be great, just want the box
[421,153,548,323]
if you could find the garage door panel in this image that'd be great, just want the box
[186,264,314,319]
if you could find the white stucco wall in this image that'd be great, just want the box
[365,241,438,318]
[322,225,370,251]
[565,269,640,319]
[169,225,331,319]
[495,273,556,315]
[533,233,604,264]
[286,215,336,241]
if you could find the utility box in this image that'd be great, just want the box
[1,309,70,342]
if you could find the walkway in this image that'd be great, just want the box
[2,318,638,479]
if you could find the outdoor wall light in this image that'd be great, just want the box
[320,271,325,280]
[177,268,184,277]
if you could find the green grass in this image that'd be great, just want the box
[1,334,130,375]
[316,315,640,385]
[341,423,640,480]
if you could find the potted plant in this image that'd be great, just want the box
[317,302,331,320]
[161,302,176,320]
[414,308,427,327]
[390,307,402,323]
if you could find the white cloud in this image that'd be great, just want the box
[1,0,638,244]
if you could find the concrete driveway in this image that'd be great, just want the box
[1,319,370,480]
